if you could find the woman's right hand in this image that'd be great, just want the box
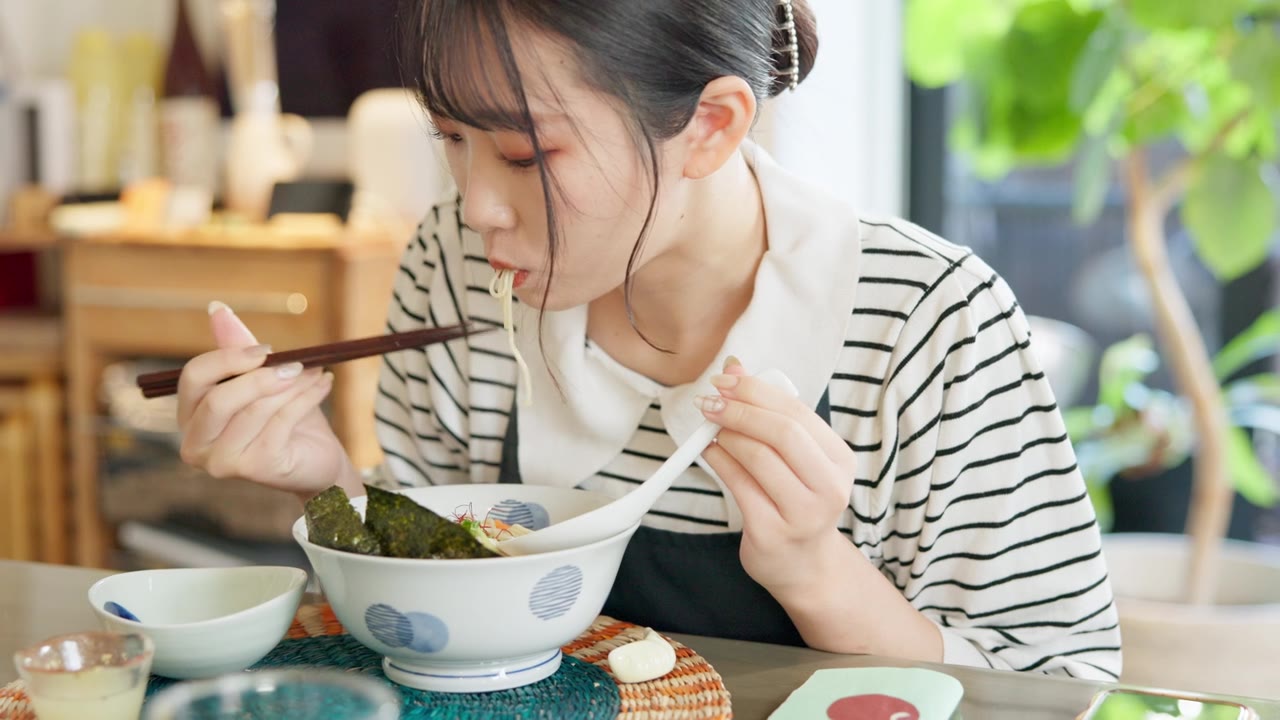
[176,301,361,499]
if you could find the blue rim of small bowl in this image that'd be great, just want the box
[87,566,308,631]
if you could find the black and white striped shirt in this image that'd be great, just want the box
[373,146,1121,681]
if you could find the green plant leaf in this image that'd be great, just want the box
[1097,335,1159,410]
[905,0,1014,87]
[1225,373,1280,406]
[1082,69,1134,135]
[1011,102,1086,161]
[1070,18,1126,113]
[905,0,965,87]
[1246,110,1278,160]
[1226,425,1280,506]
[1123,87,1189,145]
[1213,109,1280,163]
[1214,309,1280,380]
[1073,132,1114,224]
[1087,479,1115,532]
[952,64,1021,178]
[1231,403,1280,436]
[1229,25,1280,107]
[1075,425,1164,478]
[982,1,1098,164]
[1124,29,1214,146]
[1181,156,1278,282]
[1073,403,1189,498]
[1222,107,1270,159]
[1005,2,1102,109]
[1128,0,1243,29]
[1063,405,1110,439]
[1181,70,1256,157]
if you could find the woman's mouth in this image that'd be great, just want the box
[490,261,530,289]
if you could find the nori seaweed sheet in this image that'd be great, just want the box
[363,485,498,559]
[304,486,383,555]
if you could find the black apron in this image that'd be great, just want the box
[498,391,833,647]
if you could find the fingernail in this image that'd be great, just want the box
[710,374,738,390]
[723,355,741,371]
[276,362,304,379]
[244,343,272,357]
[208,300,234,316]
[694,395,726,413]
[321,371,335,386]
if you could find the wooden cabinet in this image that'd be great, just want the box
[0,343,64,563]
[61,228,402,567]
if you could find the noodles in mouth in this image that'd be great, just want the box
[489,269,534,407]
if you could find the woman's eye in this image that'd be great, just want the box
[429,127,464,144]
[504,157,538,170]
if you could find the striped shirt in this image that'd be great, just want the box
[372,147,1121,681]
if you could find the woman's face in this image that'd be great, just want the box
[429,32,692,312]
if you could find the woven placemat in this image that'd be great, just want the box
[1,603,732,720]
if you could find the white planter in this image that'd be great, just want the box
[1103,533,1280,700]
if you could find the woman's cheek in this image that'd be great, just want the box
[442,145,467,188]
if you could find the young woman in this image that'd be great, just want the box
[176,0,1121,680]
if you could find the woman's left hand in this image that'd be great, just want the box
[696,358,859,597]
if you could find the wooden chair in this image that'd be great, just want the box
[0,314,68,563]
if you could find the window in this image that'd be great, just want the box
[909,83,1279,541]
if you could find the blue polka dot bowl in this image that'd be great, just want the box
[291,484,641,693]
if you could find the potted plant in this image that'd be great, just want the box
[1067,327,1280,534]
[905,0,1280,697]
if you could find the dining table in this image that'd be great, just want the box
[2,559,1277,720]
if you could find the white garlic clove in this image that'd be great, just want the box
[607,628,677,684]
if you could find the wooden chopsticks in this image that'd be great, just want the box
[136,324,486,399]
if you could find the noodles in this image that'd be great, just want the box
[489,269,534,407]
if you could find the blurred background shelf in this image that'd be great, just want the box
[0,312,67,565]
[114,521,313,588]
[0,231,59,251]
[60,225,402,568]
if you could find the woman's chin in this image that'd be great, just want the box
[513,286,554,310]
[514,290,587,313]
[512,277,614,312]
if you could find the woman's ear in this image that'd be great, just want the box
[680,76,758,180]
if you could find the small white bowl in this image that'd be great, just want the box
[87,566,307,679]
[294,484,640,693]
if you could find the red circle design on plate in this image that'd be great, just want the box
[826,694,921,720]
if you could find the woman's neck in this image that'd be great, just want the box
[587,150,767,385]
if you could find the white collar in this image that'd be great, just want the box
[514,143,862,529]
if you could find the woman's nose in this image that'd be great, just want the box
[459,162,517,234]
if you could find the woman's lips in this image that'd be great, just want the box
[489,261,530,289]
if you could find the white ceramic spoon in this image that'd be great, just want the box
[499,368,799,556]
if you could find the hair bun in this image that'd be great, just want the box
[769,0,819,97]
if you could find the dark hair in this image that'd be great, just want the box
[399,0,818,350]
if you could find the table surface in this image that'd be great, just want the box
[3,560,1277,720]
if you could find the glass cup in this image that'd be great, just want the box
[143,668,401,720]
[14,631,155,720]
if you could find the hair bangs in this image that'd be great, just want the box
[410,0,534,134]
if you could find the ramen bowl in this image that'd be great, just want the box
[293,484,639,693]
